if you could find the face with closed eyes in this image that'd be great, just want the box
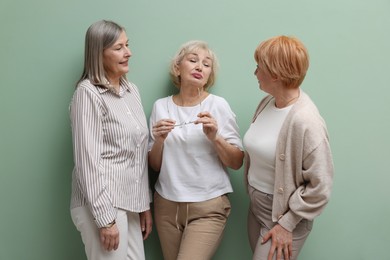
[103,31,131,83]
[175,48,212,88]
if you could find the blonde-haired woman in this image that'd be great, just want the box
[149,40,244,260]
[243,36,334,260]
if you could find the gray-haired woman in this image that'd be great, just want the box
[69,20,152,260]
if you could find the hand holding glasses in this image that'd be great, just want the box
[174,120,195,128]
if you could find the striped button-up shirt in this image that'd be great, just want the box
[70,79,150,228]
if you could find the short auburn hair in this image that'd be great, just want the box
[254,35,309,88]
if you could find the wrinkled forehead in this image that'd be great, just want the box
[183,47,213,62]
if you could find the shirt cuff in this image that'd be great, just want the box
[94,208,118,228]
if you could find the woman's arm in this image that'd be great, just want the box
[212,135,244,169]
[196,111,244,169]
[70,86,116,227]
[148,119,175,172]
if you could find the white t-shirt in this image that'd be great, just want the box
[243,98,292,194]
[149,94,243,202]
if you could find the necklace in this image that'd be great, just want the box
[167,88,203,128]
[276,95,299,108]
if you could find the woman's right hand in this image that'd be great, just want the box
[149,119,175,172]
[99,224,119,251]
[152,119,175,143]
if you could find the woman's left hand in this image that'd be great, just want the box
[262,224,293,260]
[139,210,153,240]
[99,223,119,251]
[195,111,218,141]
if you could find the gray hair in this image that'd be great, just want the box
[77,20,126,87]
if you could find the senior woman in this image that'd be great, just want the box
[148,40,244,260]
[243,36,334,260]
[69,20,152,260]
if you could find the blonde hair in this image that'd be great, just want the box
[254,35,309,88]
[77,20,126,87]
[170,40,219,90]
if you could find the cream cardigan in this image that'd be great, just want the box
[244,91,334,232]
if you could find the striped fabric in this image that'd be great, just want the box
[69,79,150,228]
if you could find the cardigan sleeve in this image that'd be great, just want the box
[275,93,334,232]
[279,137,334,232]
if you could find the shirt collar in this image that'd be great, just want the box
[95,78,131,95]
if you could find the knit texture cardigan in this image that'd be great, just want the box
[244,91,334,232]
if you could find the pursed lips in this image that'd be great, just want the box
[192,73,203,79]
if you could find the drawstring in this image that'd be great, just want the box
[175,204,180,230]
[185,203,189,229]
[175,203,190,230]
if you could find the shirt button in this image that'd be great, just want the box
[277,187,284,194]
[279,154,285,160]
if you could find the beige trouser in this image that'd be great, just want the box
[154,192,231,260]
[247,185,312,260]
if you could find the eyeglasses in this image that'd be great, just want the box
[167,88,203,128]
[174,121,196,128]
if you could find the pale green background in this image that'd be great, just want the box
[0,0,389,259]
